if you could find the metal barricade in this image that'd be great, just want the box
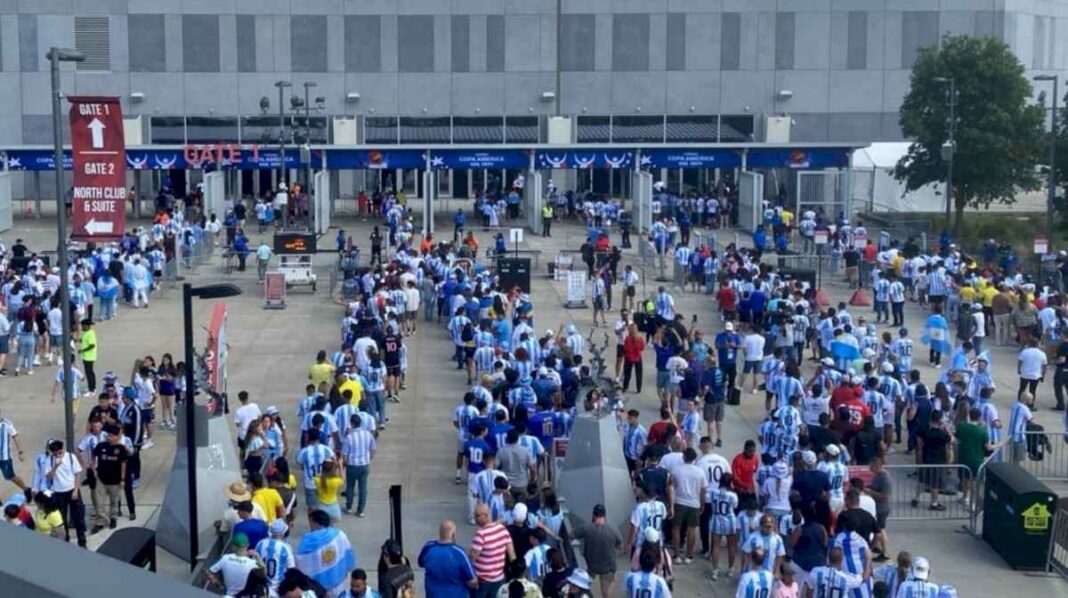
[969,446,1006,535]
[1018,430,1068,483]
[883,463,974,522]
[1048,506,1068,579]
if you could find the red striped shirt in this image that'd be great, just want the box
[471,522,511,582]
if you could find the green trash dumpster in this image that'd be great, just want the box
[982,462,1058,570]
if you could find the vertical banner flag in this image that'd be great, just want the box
[67,96,126,241]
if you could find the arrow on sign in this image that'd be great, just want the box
[88,118,106,149]
[84,218,114,235]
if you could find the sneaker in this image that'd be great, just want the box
[684,557,694,564]
[25,370,32,376]
[930,503,947,511]
[455,476,462,485]
[141,439,155,450]
[710,570,719,582]
[129,512,136,521]
[90,525,104,535]
[33,357,40,366]
[0,369,6,377]
[132,478,140,489]
[343,507,353,514]
[910,499,919,508]
[714,439,722,448]
[109,518,117,529]
[357,512,365,518]
[873,552,890,563]
[725,569,734,579]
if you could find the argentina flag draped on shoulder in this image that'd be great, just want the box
[296,526,356,596]
[921,313,952,354]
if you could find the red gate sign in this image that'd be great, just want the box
[68,96,126,241]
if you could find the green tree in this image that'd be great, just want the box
[894,35,1045,236]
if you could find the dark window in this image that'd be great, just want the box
[611,115,664,143]
[185,117,239,144]
[719,115,755,142]
[452,117,504,144]
[289,116,329,144]
[150,116,186,144]
[128,14,165,72]
[365,117,399,145]
[400,116,451,144]
[240,115,286,145]
[665,115,717,143]
[505,116,539,143]
[577,115,611,143]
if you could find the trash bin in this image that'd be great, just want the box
[98,527,157,572]
[981,462,1057,570]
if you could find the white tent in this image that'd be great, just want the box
[851,142,947,213]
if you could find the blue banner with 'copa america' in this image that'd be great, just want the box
[535,150,634,169]
[429,149,529,170]
[640,149,742,169]
[746,148,852,169]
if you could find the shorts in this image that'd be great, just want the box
[656,371,670,390]
[0,459,14,480]
[593,296,605,311]
[616,345,624,360]
[743,361,762,374]
[626,286,636,297]
[142,408,155,424]
[0,335,8,355]
[674,504,700,529]
[919,466,943,489]
[464,347,476,359]
[876,510,888,530]
[406,310,417,320]
[49,334,61,347]
[457,436,468,454]
[386,365,402,377]
[704,402,725,423]
[709,514,738,536]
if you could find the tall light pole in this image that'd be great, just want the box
[302,81,317,233]
[1035,74,1059,246]
[933,77,957,234]
[275,80,292,229]
[48,47,85,451]
[182,282,241,571]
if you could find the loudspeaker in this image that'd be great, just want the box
[496,257,532,294]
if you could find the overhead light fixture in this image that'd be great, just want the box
[346,92,360,102]
[777,89,794,100]
[541,91,556,101]
[130,92,145,103]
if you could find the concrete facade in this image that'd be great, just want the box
[2,0,1068,146]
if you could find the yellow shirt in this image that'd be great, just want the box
[34,510,64,535]
[339,378,363,406]
[252,487,285,521]
[308,362,336,389]
[781,210,794,227]
[981,286,999,308]
[959,286,976,303]
[316,475,343,506]
[892,254,905,276]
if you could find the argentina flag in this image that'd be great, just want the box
[295,526,356,596]
[921,314,952,354]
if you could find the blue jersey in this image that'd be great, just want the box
[463,438,491,474]
[809,566,865,598]
[629,500,668,547]
[831,531,872,598]
[527,410,556,448]
[255,538,295,589]
[489,423,513,453]
[896,581,940,598]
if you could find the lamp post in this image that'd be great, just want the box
[182,282,241,571]
[48,47,85,450]
[1035,74,1059,247]
[302,81,317,233]
[933,77,957,234]
[275,80,292,229]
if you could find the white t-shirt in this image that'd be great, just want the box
[671,463,706,509]
[47,308,63,336]
[47,450,83,492]
[209,553,260,596]
[742,334,766,362]
[234,403,262,438]
[858,494,877,519]
[1019,347,1048,380]
[660,451,684,472]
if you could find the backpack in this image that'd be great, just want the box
[1026,421,1051,461]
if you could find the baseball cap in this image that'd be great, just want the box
[269,518,289,536]
[643,527,661,543]
[820,357,835,367]
[122,387,137,400]
[802,450,817,466]
[724,322,735,331]
[825,444,841,457]
[232,533,250,548]
[265,406,279,416]
[512,503,528,524]
[567,569,593,590]
[911,556,931,581]
[882,362,894,373]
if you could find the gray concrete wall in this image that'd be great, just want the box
[4,1,1068,145]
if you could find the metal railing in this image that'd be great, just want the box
[882,463,974,522]
[1048,506,1068,579]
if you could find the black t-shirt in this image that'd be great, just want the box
[792,469,831,506]
[836,507,879,540]
[92,442,128,485]
[1058,341,1068,373]
[844,250,859,268]
[507,523,533,559]
[89,406,119,426]
[640,443,671,464]
[921,425,951,464]
[382,334,402,366]
[542,568,573,598]
[234,203,247,220]
[635,465,669,502]
[806,425,840,455]
[852,429,881,465]
[11,244,27,258]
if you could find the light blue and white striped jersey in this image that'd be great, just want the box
[333,403,357,437]
[896,580,940,598]
[809,566,865,598]
[741,531,785,562]
[0,419,18,461]
[735,569,774,598]
[978,399,1001,443]
[1008,402,1032,442]
[623,423,647,460]
[862,390,889,428]
[655,292,676,320]
[624,571,672,598]
[818,461,849,501]
[831,531,871,598]
[301,409,338,436]
[927,271,947,297]
[524,544,551,583]
[776,380,804,418]
[874,278,891,302]
[453,404,479,440]
[473,346,496,375]
[518,434,545,461]
[736,510,763,547]
[511,359,534,381]
[297,444,335,487]
[448,315,471,345]
[254,537,295,589]
[363,364,386,392]
[762,358,784,391]
[872,564,911,598]
[629,499,668,547]
[341,429,376,467]
[879,375,904,402]
[565,333,584,357]
[889,281,906,303]
[675,246,693,266]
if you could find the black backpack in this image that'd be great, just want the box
[1026,421,1051,461]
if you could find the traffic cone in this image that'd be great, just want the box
[815,288,830,307]
[849,288,871,307]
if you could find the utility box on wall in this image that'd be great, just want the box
[765,116,792,143]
